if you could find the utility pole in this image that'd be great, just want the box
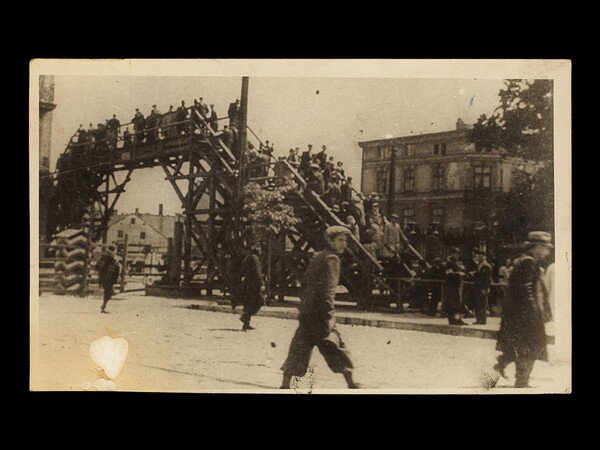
[387,146,397,216]
[237,77,249,191]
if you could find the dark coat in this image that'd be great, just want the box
[307,171,325,196]
[96,252,120,287]
[298,249,340,339]
[444,256,464,314]
[496,254,549,362]
[474,260,492,292]
[240,252,264,315]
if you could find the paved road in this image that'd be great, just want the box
[31,293,570,393]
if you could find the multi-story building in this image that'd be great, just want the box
[359,119,539,233]
[107,204,182,270]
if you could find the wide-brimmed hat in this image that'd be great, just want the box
[525,231,553,248]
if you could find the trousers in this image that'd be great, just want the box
[281,325,353,378]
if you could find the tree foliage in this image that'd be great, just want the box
[243,182,299,242]
[469,79,553,162]
[470,79,555,239]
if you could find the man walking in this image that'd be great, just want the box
[96,244,120,314]
[280,226,360,389]
[493,231,553,388]
[239,243,265,331]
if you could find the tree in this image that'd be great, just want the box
[470,79,553,162]
[243,182,300,301]
[469,80,555,240]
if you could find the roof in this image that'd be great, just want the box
[358,128,469,148]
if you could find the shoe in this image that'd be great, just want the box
[348,383,361,389]
[493,363,506,379]
[449,318,467,325]
[481,371,500,389]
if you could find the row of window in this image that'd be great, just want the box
[376,142,448,159]
[400,206,444,227]
[374,165,492,193]
[117,229,146,239]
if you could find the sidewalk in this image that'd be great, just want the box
[184,297,555,344]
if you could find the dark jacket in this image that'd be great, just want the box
[299,249,340,339]
[474,260,492,292]
[496,254,549,361]
[240,252,264,314]
[307,171,325,196]
[96,252,120,286]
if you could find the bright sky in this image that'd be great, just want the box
[50,76,505,216]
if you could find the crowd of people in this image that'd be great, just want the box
[67,97,244,157]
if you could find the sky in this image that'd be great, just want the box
[49,76,505,216]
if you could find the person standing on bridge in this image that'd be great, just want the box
[492,231,553,388]
[96,244,120,314]
[209,104,218,132]
[280,226,360,389]
[176,101,188,134]
[299,144,314,179]
[228,98,239,127]
[132,109,146,143]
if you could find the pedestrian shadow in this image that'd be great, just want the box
[207,328,244,332]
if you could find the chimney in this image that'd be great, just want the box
[159,204,163,216]
[456,118,468,130]
[135,208,139,214]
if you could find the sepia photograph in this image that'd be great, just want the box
[30,59,571,393]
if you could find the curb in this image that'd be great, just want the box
[186,303,555,345]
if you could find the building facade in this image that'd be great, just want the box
[359,119,538,234]
[107,205,182,269]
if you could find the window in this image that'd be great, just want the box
[140,231,146,240]
[402,208,415,228]
[117,230,124,238]
[378,146,391,159]
[376,167,389,193]
[474,166,492,189]
[432,165,444,191]
[403,168,415,192]
[131,218,136,224]
[432,207,444,224]
[441,143,447,155]
[433,143,439,155]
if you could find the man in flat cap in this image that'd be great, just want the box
[492,231,553,388]
[280,226,360,389]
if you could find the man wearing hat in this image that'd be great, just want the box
[471,248,492,325]
[492,231,553,388]
[280,226,359,389]
[381,213,401,259]
[306,163,325,196]
[209,104,218,132]
[444,247,467,325]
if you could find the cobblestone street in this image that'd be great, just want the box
[31,293,570,393]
